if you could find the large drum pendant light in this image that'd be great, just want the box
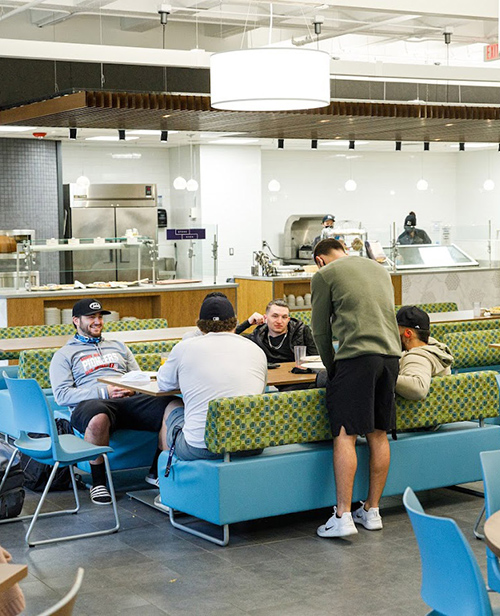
[210,48,331,111]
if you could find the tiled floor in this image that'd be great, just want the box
[3,473,500,615]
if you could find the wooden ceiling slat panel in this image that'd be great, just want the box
[3,89,500,142]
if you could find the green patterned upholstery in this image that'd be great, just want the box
[104,318,169,332]
[127,340,179,355]
[395,302,459,314]
[134,353,162,371]
[431,318,500,338]
[442,330,500,370]
[205,371,500,453]
[289,311,311,326]
[19,348,55,389]
[395,372,499,429]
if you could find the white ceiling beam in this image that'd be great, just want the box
[314,0,498,20]
[0,38,212,67]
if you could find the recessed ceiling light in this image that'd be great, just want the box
[127,130,178,136]
[110,153,142,159]
[449,143,490,149]
[207,138,259,145]
[445,123,454,127]
[0,126,36,132]
[85,136,139,141]
[321,140,369,146]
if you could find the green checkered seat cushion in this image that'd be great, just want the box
[395,302,459,314]
[431,319,500,338]
[19,348,56,389]
[395,371,499,429]
[104,318,168,332]
[442,330,500,370]
[289,311,312,326]
[204,371,500,453]
[205,389,331,453]
[127,340,180,354]
[134,353,161,371]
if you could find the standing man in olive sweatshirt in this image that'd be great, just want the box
[311,239,401,538]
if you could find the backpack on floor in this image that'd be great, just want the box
[0,440,25,520]
[19,418,77,492]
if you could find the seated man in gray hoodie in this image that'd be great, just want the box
[395,305,454,400]
[50,299,180,505]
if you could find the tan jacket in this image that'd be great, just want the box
[396,337,454,401]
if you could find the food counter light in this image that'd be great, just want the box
[210,48,331,111]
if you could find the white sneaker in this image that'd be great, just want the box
[317,507,358,538]
[353,503,383,530]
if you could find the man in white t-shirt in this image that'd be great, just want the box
[157,294,267,460]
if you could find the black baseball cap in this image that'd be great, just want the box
[72,298,111,318]
[322,214,335,223]
[199,295,235,321]
[396,305,430,330]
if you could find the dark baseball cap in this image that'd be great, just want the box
[322,214,335,223]
[72,298,111,318]
[396,305,430,330]
[199,295,235,321]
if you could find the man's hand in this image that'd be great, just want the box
[248,312,264,326]
[107,385,134,398]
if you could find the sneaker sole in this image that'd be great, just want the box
[317,525,358,538]
[145,477,159,488]
[91,498,112,506]
[353,517,383,531]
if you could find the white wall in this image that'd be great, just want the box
[261,150,458,256]
[199,145,262,281]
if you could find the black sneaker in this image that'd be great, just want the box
[145,473,159,488]
[90,484,112,505]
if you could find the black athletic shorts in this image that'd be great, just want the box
[326,354,399,437]
[71,393,176,435]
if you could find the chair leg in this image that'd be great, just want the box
[26,453,120,547]
[168,508,229,547]
[0,445,18,493]
[474,504,485,541]
[0,462,80,528]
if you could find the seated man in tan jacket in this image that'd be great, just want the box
[395,306,454,400]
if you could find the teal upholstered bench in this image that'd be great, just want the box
[158,371,500,545]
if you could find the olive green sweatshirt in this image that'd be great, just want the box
[311,256,401,373]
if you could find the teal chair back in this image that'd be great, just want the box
[4,375,57,460]
[403,487,494,616]
[480,450,500,593]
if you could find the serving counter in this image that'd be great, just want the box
[0,282,237,327]
[236,265,500,316]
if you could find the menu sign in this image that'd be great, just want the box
[166,228,206,240]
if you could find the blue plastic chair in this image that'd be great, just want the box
[403,487,500,616]
[0,375,120,546]
[481,450,500,593]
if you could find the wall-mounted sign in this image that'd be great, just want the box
[167,228,206,240]
[484,43,499,62]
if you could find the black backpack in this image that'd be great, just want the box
[19,418,79,492]
[0,440,25,519]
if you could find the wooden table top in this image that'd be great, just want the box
[98,361,318,396]
[0,327,196,352]
[0,563,28,593]
[484,510,500,557]
[429,310,500,323]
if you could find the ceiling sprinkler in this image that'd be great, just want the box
[313,15,324,36]
[443,26,453,45]
[158,4,171,26]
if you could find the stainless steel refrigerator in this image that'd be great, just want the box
[63,183,158,284]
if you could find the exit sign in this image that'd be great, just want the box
[485,43,499,61]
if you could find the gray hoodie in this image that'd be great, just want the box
[396,336,454,401]
[50,336,139,411]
